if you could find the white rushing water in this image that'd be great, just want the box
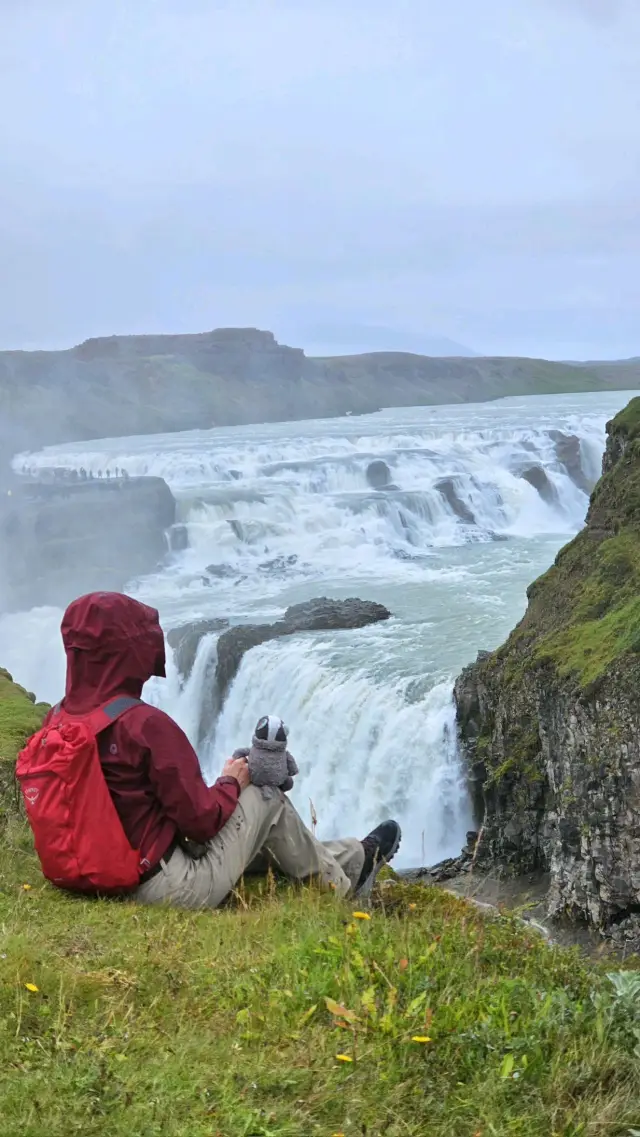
[1,390,636,867]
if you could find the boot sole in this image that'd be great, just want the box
[355,824,402,898]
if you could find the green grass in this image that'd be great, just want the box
[0,668,48,764]
[1,661,639,1134]
[0,669,48,820]
[608,396,640,442]
[0,826,639,1137]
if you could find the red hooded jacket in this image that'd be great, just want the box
[45,592,239,869]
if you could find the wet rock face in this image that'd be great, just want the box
[434,478,476,524]
[549,431,595,495]
[168,598,391,741]
[0,477,176,612]
[216,597,391,703]
[168,523,189,553]
[455,659,640,928]
[366,460,394,489]
[520,466,558,505]
[166,618,230,679]
[453,404,640,932]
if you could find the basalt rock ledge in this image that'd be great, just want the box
[454,398,640,939]
[169,597,391,743]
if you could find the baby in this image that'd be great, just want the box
[233,715,299,793]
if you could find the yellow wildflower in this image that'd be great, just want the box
[411,1035,432,1043]
[351,911,371,920]
[22,884,32,891]
[24,983,39,993]
[408,902,417,911]
[335,1054,353,1063]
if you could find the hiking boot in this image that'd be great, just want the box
[355,819,402,897]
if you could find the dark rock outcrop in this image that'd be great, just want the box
[400,832,479,884]
[520,465,559,505]
[0,476,176,611]
[215,597,390,705]
[205,563,240,579]
[258,555,298,574]
[168,523,189,553]
[366,460,394,490]
[169,598,391,741]
[454,399,640,931]
[166,618,230,679]
[434,478,476,524]
[549,431,595,494]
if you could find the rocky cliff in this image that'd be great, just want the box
[2,327,640,457]
[0,476,176,611]
[454,398,640,936]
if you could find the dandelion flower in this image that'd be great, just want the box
[351,911,371,920]
[411,1035,432,1044]
[22,884,32,891]
[24,983,39,993]
[335,1054,353,1063]
[408,903,417,911]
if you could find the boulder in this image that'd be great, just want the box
[258,555,299,573]
[205,563,241,579]
[520,465,558,505]
[280,597,389,633]
[434,478,475,524]
[0,476,176,612]
[366,460,394,490]
[168,523,189,553]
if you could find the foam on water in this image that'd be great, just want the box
[5,391,638,866]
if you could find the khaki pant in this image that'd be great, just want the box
[136,785,365,910]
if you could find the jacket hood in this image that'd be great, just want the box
[61,591,166,713]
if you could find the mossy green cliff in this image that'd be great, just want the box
[455,398,640,933]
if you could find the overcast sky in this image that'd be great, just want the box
[1,0,639,358]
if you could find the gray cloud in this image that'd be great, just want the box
[549,0,629,25]
[0,0,639,359]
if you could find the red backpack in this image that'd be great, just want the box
[16,697,144,895]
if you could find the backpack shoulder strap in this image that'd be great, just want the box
[82,698,144,738]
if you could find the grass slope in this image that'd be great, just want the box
[1,668,639,1135]
[0,669,48,818]
[2,837,640,1137]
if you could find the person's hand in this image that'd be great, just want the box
[221,755,250,790]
